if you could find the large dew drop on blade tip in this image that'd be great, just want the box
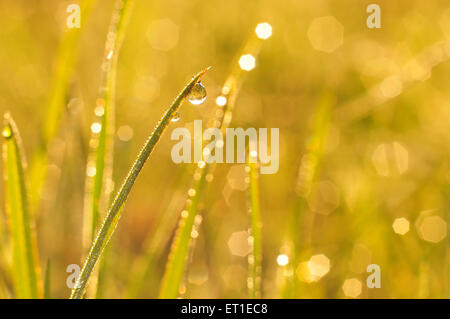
[188,81,207,105]
[2,125,12,139]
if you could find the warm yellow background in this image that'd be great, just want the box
[0,0,449,298]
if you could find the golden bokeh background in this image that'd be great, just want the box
[0,0,449,298]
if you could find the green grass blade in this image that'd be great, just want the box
[247,161,262,298]
[159,25,271,299]
[0,219,13,298]
[70,67,210,299]
[281,91,334,298]
[44,259,51,299]
[29,0,98,211]
[125,173,191,298]
[158,165,209,298]
[2,113,41,299]
[82,0,134,297]
[334,39,450,125]
[94,242,112,299]
[295,91,334,246]
[42,0,97,144]
[83,0,134,250]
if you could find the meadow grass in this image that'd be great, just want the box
[2,2,449,300]
[125,171,193,298]
[82,0,134,298]
[2,113,41,298]
[70,67,210,299]
[247,160,262,298]
[83,0,134,250]
[280,92,334,298]
[158,26,270,299]
[334,38,450,126]
[43,259,51,299]
[158,164,209,298]
[29,0,98,212]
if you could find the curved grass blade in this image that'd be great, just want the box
[158,165,209,298]
[335,38,450,125]
[159,24,271,299]
[29,0,98,211]
[2,113,42,298]
[82,0,134,297]
[295,92,334,247]
[83,0,134,251]
[70,67,210,299]
[247,160,262,298]
[125,174,191,298]
[280,91,334,298]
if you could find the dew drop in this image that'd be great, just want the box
[2,126,12,139]
[86,165,97,177]
[255,22,273,40]
[106,50,114,60]
[188,188,196,197]
[91,122,102,134]
[94,106,105,117]
[188,81,207,105]
[171,112,181,122]
[216,95,227,106]
[191,230,199,238]
[197,160,206,169]
[239,54,256,71]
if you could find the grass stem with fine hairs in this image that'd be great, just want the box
[82,0,134,297]
[70,67,210,299]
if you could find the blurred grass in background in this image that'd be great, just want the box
[0,0,450,298]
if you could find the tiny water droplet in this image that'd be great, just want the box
[91,122,102,134]
[216,95,227,106]
[2,126,12,139]
[94,106,105,117]
[171,112,181,122]
[188,82,207,105]
[106,50,114,60]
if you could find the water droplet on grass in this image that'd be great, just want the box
[171,112,181,122]
[2,126,12,139]
[239,54,256,71]
[106,50,114,60]
[91,122,102,134]
[255,22,273,39]
[188,82,207,105]
[216,95,227,106]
